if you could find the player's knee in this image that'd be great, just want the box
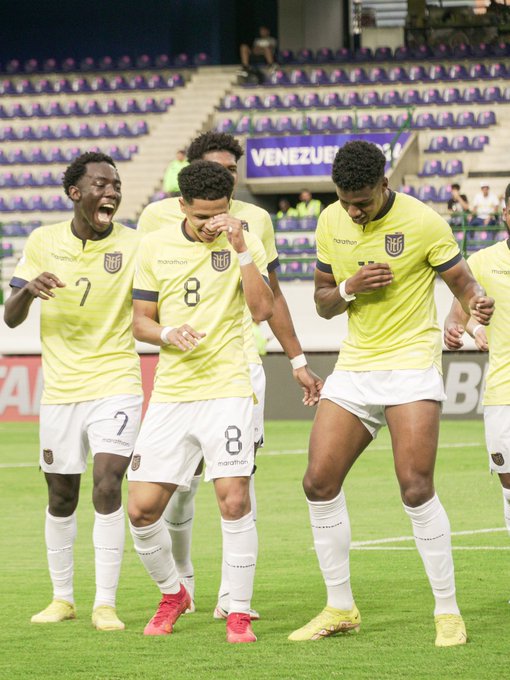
[47,481,79,516]
[219,489,250,520]
[127,501,158,527]
[400,476,433,507]
[302,471,339,501]
[94,475,122,506]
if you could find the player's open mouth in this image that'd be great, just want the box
[97,203,116,225]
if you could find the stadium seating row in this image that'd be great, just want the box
[0,97,173,119]
[247,62,510,88]
[0,144,138,165]
[216,110,496,135]
[0,53,209,74]
[1,219,137,236]
[0,195,72,212]
[0,120,149,141]
[0,170,61,187]
[0,73,184,95]
[425,134,489,153]
[221,86,510,111]
[418,159,464,177]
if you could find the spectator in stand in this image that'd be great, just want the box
[296,190,323,218]
[276,198,298,219]
[447,184,470,228]
[240,26,277,73]
[162,149,189,197]
[470,182,500,233]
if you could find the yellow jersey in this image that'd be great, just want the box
[316,191,462,372]
[138,196,278,365]
[11,221,142,404]
[133,223,268,402]
[468,240,510,405]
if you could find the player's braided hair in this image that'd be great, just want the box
[332,141,386,192]
[187,131,244,162]
[62,151,117,196]
[178,160,234,203]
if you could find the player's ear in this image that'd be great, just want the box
[178,197,186,215]
[68,185,81,202]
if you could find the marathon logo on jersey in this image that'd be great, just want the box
[131,454,141,471]
[491,452,505,466]
[385,232,404,257]
[211,250,231,272]
[104,251,123,273]
[43,449,53,465]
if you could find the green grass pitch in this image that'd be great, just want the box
[0,419,508,680]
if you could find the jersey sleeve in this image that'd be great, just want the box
[259,210,279,272]
[133,237,159,301]
[137,203,159,236]
[424,211,462,271]
[10,228,44,288]
[315,209,333,273]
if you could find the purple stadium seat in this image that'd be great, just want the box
[134,120,148,135]
[463,86,482,103]
[431,43,451,59]
[97,122,115,138]
[488,62,508,79]
[55,123,75,139]
[27,195,47,211]
[282,93,303,109]
[402,89,422,105]
[344,91,362,107]
[277,49,295,65]
[268,69,289,87]
[296,48,314,64]
[1,126,17,141]
[0,80,16,95]
[422,88,443,105]
[29,147,49,163]
[394,46,411,61]
[15,79,35,94]
[336,114,353,131]
[477,111,496,127]
[374,113,396,130]
[455,111,476,128]
[215,118,235,134]
[349,67,368,84]
[368,67,388,83]
[302,92,323,108]
[61,57,76,72]
[103,99,122,114]
[417,185,438,203]
[244,94,263,109]
[357,114,375,131]
[53,78,73,93]
[322,92,343,108]
[170,74,184,87]
[20,125,36,140]
[263,93,284,109]
[254,116,276,134]
[482,86,503,103]
[452,44,472,59]
[117,55,132,70]
[374,46,393,61]
[1,172,17,187]
[354,47,372,62]
[110,76,129,91]
[136,54,152,69]
[469,63,489,80]
[408,65,428,82]
[42,58,58,73]
[48,147,67,163]
[437,185,452,202]
[12,196,29,212]
[35,78,53,94]
[329,68,349,85]
[388,66,409,83]
[235,116,252,135]
[154,54,170,69]
[334,47,352,62]
[275,116,298,134]
[47,195,71,211]
[83,99,101,115]
[425,136,451,153]
[0,149,10,165]
[39,170,60,186]
[130,75,148,90]
[77,122,95,138]
[174,53,190,68]
[97,56,114,71]
[395,112,412,128]
[362,91,381,107]
[276,217,299,231]
[289,69,310,85]
[90,77,109,92]
[443,88,461,105]
[0,197,10,211]
[309,68,329,86]
[72,77,92,93]
[316,47,334,63]
[313,115,337,133]
[448,64,468,81]
[471,134,489,151]
[436,111,455,128]
[411,44,433,60]
[9,103,28,118]
[221,94,242,111]
[115,121,134,137]
[444,159,463,176]
[124,98,142,114]
[79,57,95,71]
[276,236,290,250]
[381,90,403,106]
[418,159,443,177]
[193,52,210,66]
[5,59,20,74]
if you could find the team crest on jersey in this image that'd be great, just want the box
[385,232,404,257]
[491,452,505,466]
[131,454,141,471]
[43,449,54,465]
[104,252,123,273]
[211,250,231,272]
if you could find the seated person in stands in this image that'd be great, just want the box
[240,26,277,72]
[447,183,469,228]
[296,190,322,218]
[276,198,298,219]
[470,182,500,234]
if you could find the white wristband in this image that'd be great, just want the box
[160,326,174,344]
[237,250,253,266]
[290,354,307,370]
[339,280,356,302]
[472,324,483,338]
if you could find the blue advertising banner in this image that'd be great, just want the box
[246,133,410,179]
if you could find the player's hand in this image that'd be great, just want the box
[26,272,66,300]
[443,323,464,350]
[346,263,393,295]
[469,295,494,325]
[166,325,206,351]
[293,366,324,406]
[209,214,247,252]
[473,325,489,351]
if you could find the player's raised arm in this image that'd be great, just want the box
[4,272,66,327]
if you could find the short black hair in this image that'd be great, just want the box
[332,141,386,192]
[178,160,234,203]
[451,183,460,191]
[505,183,510,205]
[187,131,244,163]
[62,151,116,196]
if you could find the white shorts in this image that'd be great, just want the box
[484,405,510,473]
[39,394,143,474]
[321,367,446,438]
[128,397,254,488]
[250,363,266,447]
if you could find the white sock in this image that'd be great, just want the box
[308,490,354,610]
[45,508,77,604]
[162,475,200,577]
[502,487,510,535]
[129,518,180,594]
[217,474,257,609]
[221,512,257,614]
[403,494,459,616]
[93,506,125,609]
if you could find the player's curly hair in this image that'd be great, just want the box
[504,182,510,205]
[178,160,234,203]
[332,141,386,192]
[187,131,244,162]
[62,151,116,196]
